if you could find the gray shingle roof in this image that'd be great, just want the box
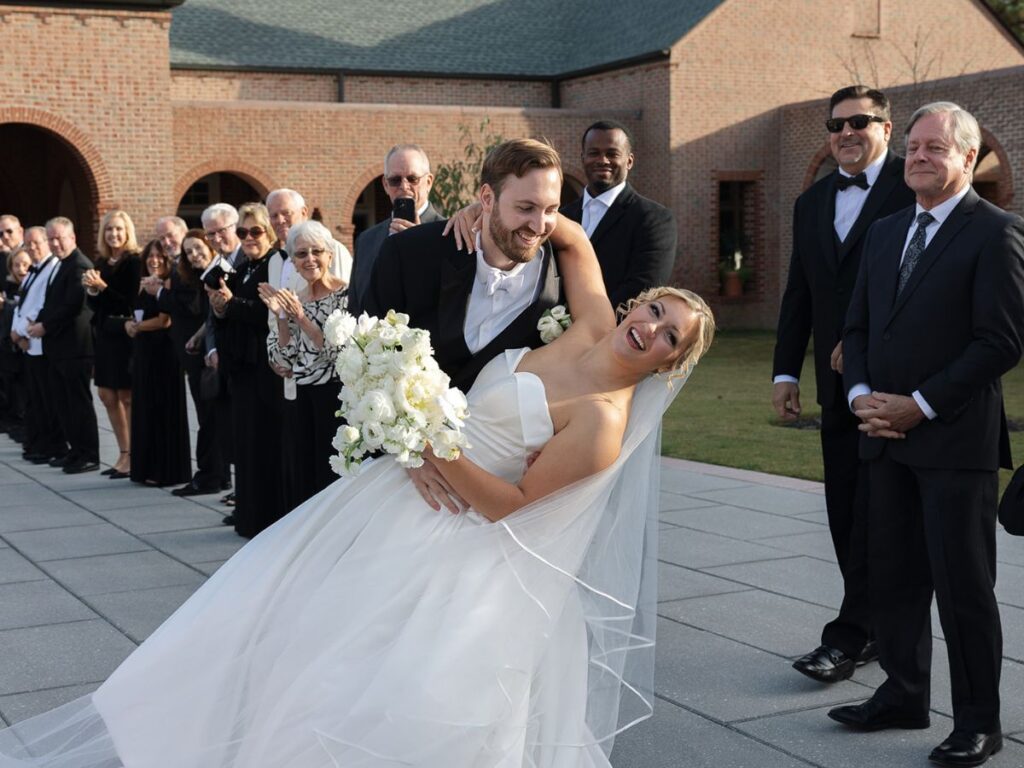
[170,0,725,78]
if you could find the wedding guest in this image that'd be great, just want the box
[833,102,1024,768]
[348,144,442,314]
[209,202,284,537]
[0,247,31,441]
[560,120,676,308]
[83,209,142,478]
[126,240,190,487]
[145,229,230,497]
[30,217,99,474]
[0,214,24,257]
[154,215,188,261]
[11,227,64,463]
[774,85,914,684]
[260,220,347,503]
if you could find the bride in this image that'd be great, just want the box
[0,240,714,766]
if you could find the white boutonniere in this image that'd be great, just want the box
[537,305,572,344]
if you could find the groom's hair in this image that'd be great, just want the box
[480,139,562,199]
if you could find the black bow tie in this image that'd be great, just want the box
[836,172,869,192]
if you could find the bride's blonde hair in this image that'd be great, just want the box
[617,286,716,379]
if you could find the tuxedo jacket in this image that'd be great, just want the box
[348,203,444,315]
[37,248,94,361]
[364,221,562,393]
[561,182,675,309]
[773,151,915,409]
[843,189,1024,471]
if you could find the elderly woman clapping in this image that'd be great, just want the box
[258,219,347,503]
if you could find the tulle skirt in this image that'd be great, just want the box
[0,457,610,768]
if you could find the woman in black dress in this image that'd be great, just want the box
[126,240,191,487]
[83,210,142,478]
[0,247,31,441]
[259,220,347,504]
[142,229,230,496]
[208,202,284,538]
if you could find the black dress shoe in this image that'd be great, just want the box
[172,483,217,497]
[48,454,72,468]
[857,640,879,665]
[108,470,130,479]
[220,493,236,506]
[793,645,855,683]
[22,451,47,462]
[63,460,99,475]
[929,730,1002,767]
[828,698,930,731]
[221,514,236,526]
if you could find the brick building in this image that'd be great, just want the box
[1,0,1022,326]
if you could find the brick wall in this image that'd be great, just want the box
[344,75,551,108]
[0,5,175,253]
[668,0,1024,329]
[172,70,339,102]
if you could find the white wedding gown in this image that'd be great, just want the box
[0,348,667,768]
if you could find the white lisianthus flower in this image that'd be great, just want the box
[361,420,386,449]
[359,390,396,423]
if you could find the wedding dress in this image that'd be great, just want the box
[0,348,675,768]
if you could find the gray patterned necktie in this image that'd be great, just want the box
[896,211,936,295]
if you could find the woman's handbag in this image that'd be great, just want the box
[998,465,1024,535]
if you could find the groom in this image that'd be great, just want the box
[364,137,600,509]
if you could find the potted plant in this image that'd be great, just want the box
[719,249,752,298]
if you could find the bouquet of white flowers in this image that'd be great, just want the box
[537,304,572,344]
[323,309,470,477]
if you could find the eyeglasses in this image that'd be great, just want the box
[825,114,886,133]
[205,224,234,239]
[1,228,16,236]
[235,226,267,240]
[293,247,328,260]
[385,174,424,188]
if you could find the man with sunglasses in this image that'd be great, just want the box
[0,215,24,256]
[348,144,442,313]
[773,85,914,685]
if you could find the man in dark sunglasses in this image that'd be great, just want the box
[348,144,442,314]
[773,85,914,686]
[0,214,24,256]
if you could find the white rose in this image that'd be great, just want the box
[332,425,361,452]
[538,315,563,344]
[358,390,396,424]
[549,305,568,322]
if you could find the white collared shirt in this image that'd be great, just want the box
[463,233,544,354]
[846,184,974,419]
[12,255,58,356]
[581,181,627,238]
[833,151,887,242]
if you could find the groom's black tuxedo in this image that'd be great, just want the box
[772,150,914,661]
[843,188,1024,732]
[561,183,675,309]
[364,221,562,393]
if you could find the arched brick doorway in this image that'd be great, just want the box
[0,122,104,253]
[176,172,268,229]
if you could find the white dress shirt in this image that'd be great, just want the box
[833,151,887,243]
[463,234,543,354]
[846,184,973,419]
[581,181,626,238]
[12,255,58,356]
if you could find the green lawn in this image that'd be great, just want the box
[662,330,1024,490]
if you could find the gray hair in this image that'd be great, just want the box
[266,188,307,210]
[285,220,334,256]
[156,215,188,234]
[200,203,239,228]
[24,225,45,240]
[384,144,430,176]
[0,214,21,227]
[905,101,982,162]
[45,216,74,233]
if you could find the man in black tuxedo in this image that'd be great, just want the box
[774,86,915,684]
[349,144,443,314]
[28,217,99,473]
[366,138,599,512]
[561,120,675,308]
[830,103,1024,768]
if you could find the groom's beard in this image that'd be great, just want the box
[488,209,547,265]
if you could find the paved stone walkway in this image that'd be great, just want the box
[1,406,1023,766]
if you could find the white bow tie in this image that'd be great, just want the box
[485,270,519,297]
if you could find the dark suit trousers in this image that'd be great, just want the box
[818,382,872,656]
[48,357,98,463]
[868,452,1001,733]
[24,355,65,457]
[290,382,341,505]
[185,366,228,490]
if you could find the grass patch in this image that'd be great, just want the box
[662,330,1024,490]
